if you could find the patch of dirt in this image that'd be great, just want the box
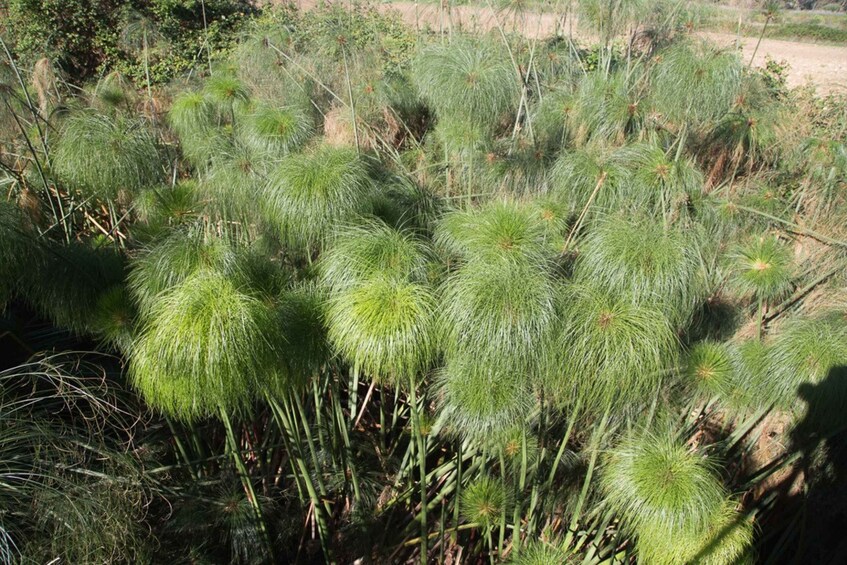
[705,32,847,93]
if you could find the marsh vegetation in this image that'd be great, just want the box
[1,1,847,563]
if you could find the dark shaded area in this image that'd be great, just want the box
[756,366,847,564]
[0,301,89,369]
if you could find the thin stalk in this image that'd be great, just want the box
[267,396,333,561]
[510,428,528,557]
[342,47,360,154]
[219,407,274,559]
[758,297,765,340]
[142,30,153,107]
[0,96,65,241]
[730,203,847,248]
[498,453,507,556]
[331,380,362,503]
[200,0,213,75]
[748,14,772,71]
[348,363,360,422]
[764,262,844,324]
[452,439,463,544]
[408,380,428,564]
[0,36,54,164]
[438,499,447,564]
[545,399,582,491]
[165,416,199,480]
[563,407,611,551]
[563,172,608,253]
[288,392,331,507]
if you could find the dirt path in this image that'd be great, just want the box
[290,1,847,94]
[704,32,847,93]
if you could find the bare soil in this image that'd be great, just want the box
[705,32,847,93]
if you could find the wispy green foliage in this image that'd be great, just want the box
[685,340,777,412]
[413,39,517,128]
[685,341,735,400]
[579,0,653,42]
[199,142,271,221]
[441,260,556,373]
[204,73,251,115]
[130,269,283,420]
[52,112,162,199]
[549,143,632,215]
[90,285,137,352]
[231,25,296,100]
[433,117,491,158]
[650,41,742,128]
[795,138,847,215]
[1,355,150,563]
[327,276,437,382]
[601,430,728,546]
[575,214,705,324]
[5,6,846,562]
[241,103,314,157]
[532,86,575,151]
[435,199,559,265]
[262,145,373,252]
[21,242,124,334]
[621,141,705,216]
[569,70,644,146]
[729,235,793,302]
[134,181,201,227]
[436,349,535,439]
[725,339,774,411]
[167,91,230,167]
[275,283,328,388]
[460,475,508,530]
[637,498,754,565]
[321,219,432,292]
[556,283,678,412]
[322,220,437,382]
[92,71,135,112]
[508,539,570,564]
[128,229,236,316]
[708,105,780,173]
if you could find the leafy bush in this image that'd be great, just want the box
[5,0,254,83]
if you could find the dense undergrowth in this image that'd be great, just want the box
[2,1,847,563]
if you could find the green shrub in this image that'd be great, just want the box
[6,0,254,83]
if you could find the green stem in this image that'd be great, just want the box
[341,47,360,154]
[143,30,152,107]
[165,416,198,480]
[219,406,273,560]
[331,379,361,503]
[563,172,608,253]
[498,453,507,556]
[452,439,463,544]
[510,428,528,557]
[408,380,428,564]
[267,396,334,562]
[563,406,611,550]
[748,16,771,71]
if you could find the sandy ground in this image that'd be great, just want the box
[288,1,847,94]
[704,32,847,93]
